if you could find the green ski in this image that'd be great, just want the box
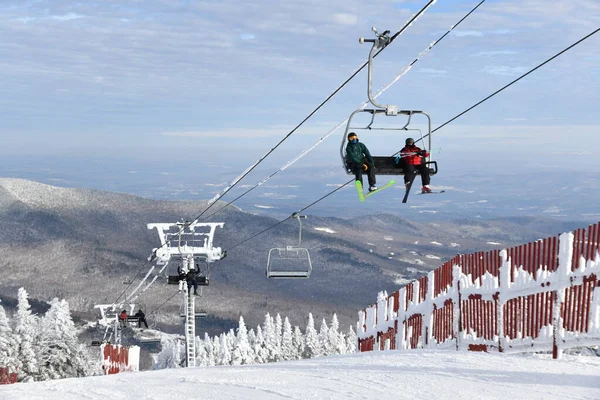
[355,180,395,202]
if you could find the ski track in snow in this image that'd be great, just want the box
[2,351,599,400]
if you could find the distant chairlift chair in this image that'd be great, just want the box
[266,213,313,279]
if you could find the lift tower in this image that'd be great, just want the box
[148,221,225,367]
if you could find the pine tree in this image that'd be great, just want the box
[303,313,319,359]
[154,337,183,369]
[292,326,304,360]
[345,325,358,354]
[262,313,280,362]
[218,333,231,365]
[327,314,346,355]
[317,318,328,357]
[0,303,18,372]
[232,316,254,365]
[37,299,89,380]
[280,317,295,361]
[194,336,208,366]
[203,332,215,366]
[211,336,221,365]
[14,288,39,381]
[247,328,257,350]
[254,325,268,364]
[274,314,283,356]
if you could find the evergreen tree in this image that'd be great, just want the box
[274,314,283,355]
[37,299,89,380]
[0,303,18,372]
[247,328,257,350]
[292,326,304,360]
[327,314,346,355]
[218,333,231,365]
[203,332,215,366]
[280,317,295,361]
[232,316,254,365]
[254,325,268,364]
[317,318,328,357]
[345,325,358,354]
[154,337,183,369]
[14,288,39,381]
[212,336,221,365]
[303,313,319,359]
[262,313,280,362]
[194,336,208,366]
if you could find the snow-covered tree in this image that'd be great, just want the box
[280,317,295,361]
[194,336,208,366]
[212,336,221,365]
[345,325,357,354]
[37,299,89,380]
[14,288,39,381]
[154,337,184,369]
[317,318,329,357]
[303,313,319,359]
[0,303,18,372]
[231,316,254,365]
[253,325,268,364]
[203,332,215,366]
[274,314,283,354]
[247,328,257,350]
[218,333,231,365]
[292,326,304,360]
[327,314,346,355]
[262,313,280,362]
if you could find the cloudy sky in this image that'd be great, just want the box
[1,0,599,168]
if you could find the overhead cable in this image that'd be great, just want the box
[204,0,486,221]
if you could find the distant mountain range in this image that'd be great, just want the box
[0,178,587,333]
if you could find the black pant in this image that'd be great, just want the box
[138,317,148,328]
[404,164,430,186]
[348,162,376,188]
[187,278,198,293]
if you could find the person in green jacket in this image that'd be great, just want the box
[345,132,377,192]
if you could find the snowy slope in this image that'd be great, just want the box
[2,350,599,400]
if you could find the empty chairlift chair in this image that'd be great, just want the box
[266,214,313,279]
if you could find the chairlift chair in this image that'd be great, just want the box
[266,213,313,279]
[340,28,438,178]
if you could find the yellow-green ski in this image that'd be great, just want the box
[355,180,395,202]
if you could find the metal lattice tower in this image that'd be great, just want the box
[147,221,225,367]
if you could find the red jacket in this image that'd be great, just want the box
[400,145,429,166]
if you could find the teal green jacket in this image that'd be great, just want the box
[345,141,374,165]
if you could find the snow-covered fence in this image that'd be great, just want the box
[0,367,17,385]
[357,222,600,359]
[101,344,140,374]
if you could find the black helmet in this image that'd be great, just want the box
[405,137,414,145]
[348,132,358,140]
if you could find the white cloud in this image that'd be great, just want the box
[51,13,85,21]
[419,68,447,75]
[473,50,518,57]
[483,65,530,76]
[452,30,484,37]
[332,13,358,26]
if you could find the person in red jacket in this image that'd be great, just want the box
[118,310,128,328]
[398,137,431,193]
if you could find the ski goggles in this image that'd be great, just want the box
[348,134,358,141]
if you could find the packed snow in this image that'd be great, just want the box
[313,227,337,234]
[2,350,599,400]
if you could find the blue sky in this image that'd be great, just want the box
[1,0,599,214]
